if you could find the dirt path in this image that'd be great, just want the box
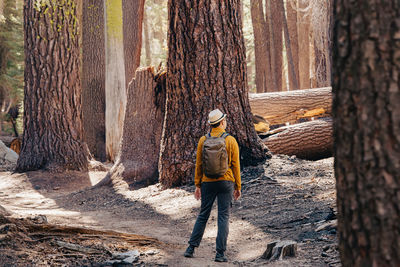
[0,156,340,266]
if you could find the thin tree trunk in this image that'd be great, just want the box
[160,0,269,188]
[143,7,151,66]
[104,0,126,162]
[281,0,299,90]
[82,0,106,162]
[298,0,310,89]
[265,0,277,91]
[264,118,332,160]
[17,0,90,172]
[333,1,400,266]
[122,0,145,86]
[287,0,299,90]
[251,0,269,93]
[270,0,283,91]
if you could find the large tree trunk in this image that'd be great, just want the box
[264,118,332,160]
[297,0,310,89]
[82,0,106,162]
[251,0,269,93]
[100,68,166,188]
[122,0,145,86]
[16,0,90,172]
[249,87,332,126]
[104,0,126,162]
[281,0,299,90]
[160,0,269,188]
[333,1,400,266]
[286,0,299,90]
[266,0,283,91]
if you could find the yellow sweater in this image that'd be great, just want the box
[194,127,241,190]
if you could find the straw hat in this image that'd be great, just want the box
[208,109,226,125]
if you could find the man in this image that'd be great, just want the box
[184,109,241,262]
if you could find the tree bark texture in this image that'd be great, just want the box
[267,0,283,91]
[297,0,310,89]
[16,0,90,172]
[249,87,332,126]
[160,0,269,187]
[250,0,269,93]
[102,68,166,187]
[82,0,106,162]
[333,1,400,266]
[281,0,299,90]
[287,0,299,90]
[264,118,332,160]
[122,0,145,87]
[143,8,151,66]
[104,0,126,162]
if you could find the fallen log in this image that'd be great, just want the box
[249,87,332,126]
[263,118,333,160]
[98,67,166,188]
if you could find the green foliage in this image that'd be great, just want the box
[0,0,24,135]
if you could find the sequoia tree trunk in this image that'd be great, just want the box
[249,87,332,126]
[16,0,90,172]
[160,0,269,188]
[333,1,400,266]
[104,0,126,162]
[264,118,332,160]
[251,0,269,93]
[122,0,145,86]
[298,0,310,89]
[101,68,166,188]
[82,0,106,162]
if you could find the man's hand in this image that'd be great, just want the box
[194,187,201,200]
[233,190,241,200]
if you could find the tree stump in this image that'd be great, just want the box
[99,68,166,187]
[263,118,333,160]
[262,240,297,260]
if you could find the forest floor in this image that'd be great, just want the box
[0,155,340,266]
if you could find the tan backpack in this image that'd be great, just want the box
[202,132,229,178]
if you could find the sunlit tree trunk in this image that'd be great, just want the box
[160,0,269,187]
[143,8,151,66]
[251,0,269,93]
[17,0,90,172]
[104,0,126,162]
[286,0,299,90]
[333,0,400,266]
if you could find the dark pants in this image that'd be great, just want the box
[188,181,234,253]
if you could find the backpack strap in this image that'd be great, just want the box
[221,132,230,139]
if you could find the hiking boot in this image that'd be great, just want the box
[215,252,228,262]
[184,245,195,258]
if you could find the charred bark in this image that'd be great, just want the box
[16,0,90,172]
[101,68,166,188]
[122,0,145,86]
[333,0,400,265]
[82,0,106,162]
[160,0,269,187]
[263,118,333,160]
